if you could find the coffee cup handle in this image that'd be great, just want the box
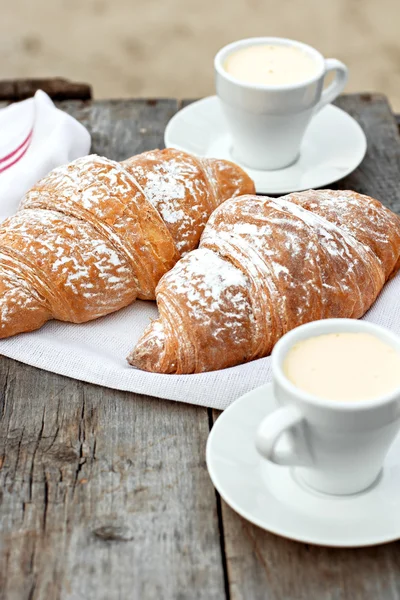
[315,58,348,113]
[255,405,312,466]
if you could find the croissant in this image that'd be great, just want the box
[0,149,254,338]
[128,190,400,374]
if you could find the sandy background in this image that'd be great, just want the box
[1,0,400,111]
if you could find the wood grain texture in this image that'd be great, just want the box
[335,94,400,214]
[0,362,225,600]
[0,97,225,600]
[222,502,400,600]
[59,98,179,160]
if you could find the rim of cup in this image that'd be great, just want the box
[214,37,326,91]
[271,318,400,411]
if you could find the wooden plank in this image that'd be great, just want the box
[0,362,225,600]
[0,78,92,101]
[59,98,180,160]
[335,94,400,214]
[214,95,400,600]
[223,500,400,600]
[0,99,226,600]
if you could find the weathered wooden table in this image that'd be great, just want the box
[1,87,400,600]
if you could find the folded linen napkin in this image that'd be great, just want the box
[0,90,90,220]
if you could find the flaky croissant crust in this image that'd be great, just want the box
[0,149,254,338]
[129,190,400,374]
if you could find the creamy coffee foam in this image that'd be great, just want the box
[224,44,319,86]
[283,332,400,402]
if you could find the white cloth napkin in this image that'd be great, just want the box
[0,272,399,410]
[0,90,91,219]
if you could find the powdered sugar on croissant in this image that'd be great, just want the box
[129,190,400,374]
[0,149,254,338]
[123,150,253,255]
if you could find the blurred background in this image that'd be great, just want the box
[2,0,400,110]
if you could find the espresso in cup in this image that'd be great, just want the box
[224,44,319,86]
[284,332,400,402]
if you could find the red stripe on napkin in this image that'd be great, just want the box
[0,129,33,174]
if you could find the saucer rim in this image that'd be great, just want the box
[165,96,368,195]
[206,383,400,548]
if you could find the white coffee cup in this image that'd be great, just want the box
[214,37,348,170]
[256,319,400,495]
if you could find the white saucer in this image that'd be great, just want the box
[206,384,400,547]
[165,96,367,195]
